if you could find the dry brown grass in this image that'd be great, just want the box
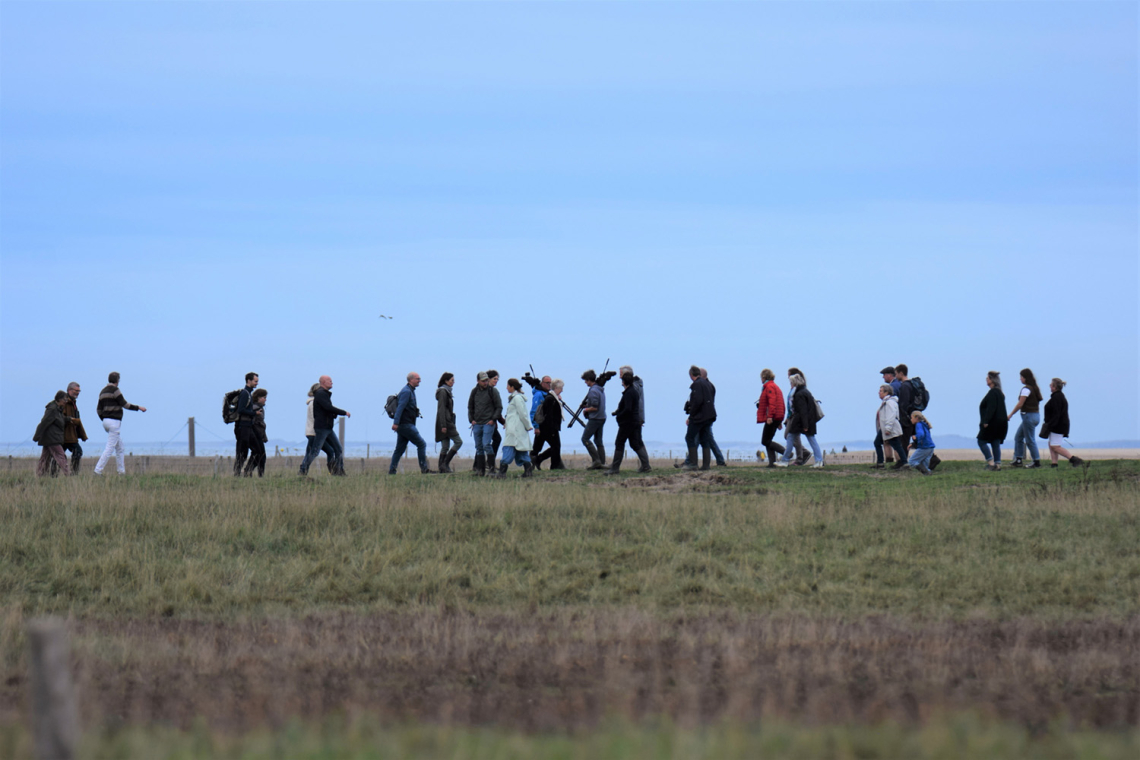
[2,610,1137,734]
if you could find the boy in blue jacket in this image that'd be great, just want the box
[907,411,936,475]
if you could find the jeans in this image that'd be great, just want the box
[908,447,935,469]
[389,423,428,473]
[301,428,343,474]
[804,434,823,463]
[978,439,1002,464]
[701,423,726,466]
[472,423,496,459]
[499,445,531,469]
[780,428,797,462]
[94,418,125,474]
[582,418,605,450]
[1013,412,1040,461]
[684,421,709,455]
[875,431,908,465]
[306,434,338,473]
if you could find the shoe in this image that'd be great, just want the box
[774,460,790,468]
[437,452,449,474]
[985,463,1000,471]
[800,452,814,465]
[522,463,534,478]
[1050,463,1058,468]
[1011,459,1023,468]
[473,453,485,476]
[891,461,907,470]
[700,449,711,471]
[484,458,498,476]
[1070,456,1084,467]
[584,442,602,470]
[597,444,607,468]
[917,464,932,475]
[1026,461,1041,469]
[635,445,652,473]
[716,462,728,467]
[766,463,778,469]
[682,446,699,471]
[605,450,624,475]
[811,462,824,468]
[420,468,437,475]
[872,463,885,470]
[492,463,508,479]
[444,450,459,473]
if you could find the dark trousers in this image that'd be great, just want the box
[390,423,428,473]
[533,429,564,469]
[685,421,710,452]
[684,422,722,466]
[491,428,502,458]
[243,438,266,477]
[900,422,915,451]
[301,429,344,474]
[306,435,338,473]
[614,423,644,457]
[532,426,550,461]
[760,420,785,462]
[50,442,82,476]
[582,418,605,449]
[234,424,257,476]
[875,430,908,464]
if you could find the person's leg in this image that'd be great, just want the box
[1023,412,1040,463]
[497,445,515,477]
[112,421,126,474]
[592,421,606,467]
[607,428,629,474]
[780,429,796,462]
[403,425,430,472]
[874,430,885,465]
[992,442,1001,465]
[549,430,564,469]
[788,432,805,464]
[704,423,726,466]
[389,432,410,474]
[888,436,908,466]
[69,442,82,474]
[1012,418,1026,462]
[246,437,265,476]
[491,428,502,460]
[531,428,547,467]
[49,445,70,476]
[300,430,326,474]
[234,426,253,476]
[807,435,823,465]
[323,431,344,474]
[582,419,603,468]
[1049,444,1062,464]
[36,448,52,477]
[683,422,700,470]
[977,439,992,463]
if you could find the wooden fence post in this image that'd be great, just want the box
[188,417,195,458]
[27,618,79,760]
[339,417,346,451]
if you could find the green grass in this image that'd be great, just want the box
[4,714,1139,760]
[1,461,1137,619]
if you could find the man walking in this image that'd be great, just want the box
[677,368,727,468]
[529,376,552,466]
[894,363,940,471]
[683,365,716,471]
[52,382,87,475]
[34,391,73,477]
[580,369,607,469]
[299,375,349,477]
[605,372,651,475]
[468,370,503,476]
[618,365,646,427]
[93,371,146,476]
[389,372,435,475]
[234,372,262,476]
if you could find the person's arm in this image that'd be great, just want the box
[468,388,476,424]
[391,387,411,428]
[238,389,257,417]
[1008,389,1027,420]
[314,391,347,418]
[116,388,143,412]
[438,391,449,433]
[521,397,533,432]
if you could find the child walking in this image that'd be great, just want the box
[908,411,936,475]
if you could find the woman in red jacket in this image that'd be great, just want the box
[756,369,786,467]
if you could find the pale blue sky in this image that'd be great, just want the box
[2,1,1137,448]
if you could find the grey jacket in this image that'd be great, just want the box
[435,386,457,442]
[468,384,502,425]
[584,384,606,421]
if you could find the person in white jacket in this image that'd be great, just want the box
[875,385,909,470]
[304,383,338,475]
[493,378,534,479]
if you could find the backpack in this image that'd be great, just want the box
[534,396,547,425]
[222,389,243,424]
[384,394,399,419]
[909,377,930,412]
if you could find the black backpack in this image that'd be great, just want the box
[910,377,930,412]
[384,394,399,419]
[222,389,243,424]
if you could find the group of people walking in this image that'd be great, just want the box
[32,364,1087,478]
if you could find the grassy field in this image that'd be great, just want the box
[1,461,1138,757]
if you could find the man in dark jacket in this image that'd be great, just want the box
[34,391,73,477]
[533,378,566,470]
[51,382,87,475]
[468,371,503,476]
[605,373,651,475]
[389,372,434,475]
[234,372,262,476]
[683,365,716,471]
[894,363,941,471]
[300,375,350,476]
[242,389,268,477]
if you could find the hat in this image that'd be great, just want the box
[477,371,489,381]
[879,367,896,375]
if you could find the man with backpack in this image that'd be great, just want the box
[233,372,262,476]
[388,372,435,475]
[299,375,349,477]
[894,364,939,471]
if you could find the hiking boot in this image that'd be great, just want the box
[1011,459,1024,468]
[605,449,624,475]
[1026,461,1041,469]
[484,457,498,476]
[700,449,711,471]
[917,464,932,475]
[872,463,885,469]
[473,453,485,476]
[444,450,459,473]
[438,452,449,474]
[1070,456,1085,467]
[682,446,699,471]
[584,442,601,470]
[635,445,652,473]
[891,460,907,470]
[985,462,1001,471]
[597,444,607,468]
[420,467,437,475]
[522,462,534,478]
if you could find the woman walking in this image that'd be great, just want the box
[978,371,1008,470]
[533,379,566,470]
[495,378,534,478]
[1043,378,1085,468]
[874,385,909,469]
[1008,368,1044,468]
[756,369,786,467]
[779,373,823,468]
[435,373,462,473]
[907,411,936,475]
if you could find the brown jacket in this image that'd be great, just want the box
[61,397,87,444]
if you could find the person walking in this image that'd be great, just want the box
[494,378,534,478]
[618,365,646,427]
[894,364,916,449]
[529,376,552,465]
[52,382,87,475]
[93,371,146,476]
[1044,378,1085,468]
[533,379,566,470]
[242,389,268,477]
[978,371,1008,470]
[777,368,808,465]
[677,368,728,469]
[389,372,435,475]
[907,411,936,475]
[872,384,909,469]
[755,369,786,467]
[435,373,462,473]
[782,373,823,468]
[299,375,349,477]
[682,365,716,471]
[879,367,900,462]
[1008,368,1044,468]
[304,383,338,474]
[234,372,262,476]
[606,371,652,475]
[468,371,502,476]
[34,391,73,477]
[580,369,607,470]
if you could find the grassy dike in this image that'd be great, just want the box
[1,462,1138,758]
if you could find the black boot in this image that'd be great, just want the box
[584,442,603,470]
[494,462,509,479]
[635,445,651,473]
[473,453,485,476]
[438,451,449,474]
[683,446,698,471]
[700,448,711,471]
[597,444,607,468]
[443,449,459,473]
[522,462,534,478]
[485,457,497,476]
[765,447,778,467]
[604,449,624,475]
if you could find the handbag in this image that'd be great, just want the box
[1038,422,1051,440]
[814,398,825,421]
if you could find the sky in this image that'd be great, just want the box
[2,1,1137,451]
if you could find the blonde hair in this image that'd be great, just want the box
[911,411,931,427]
[789,373,806,388]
